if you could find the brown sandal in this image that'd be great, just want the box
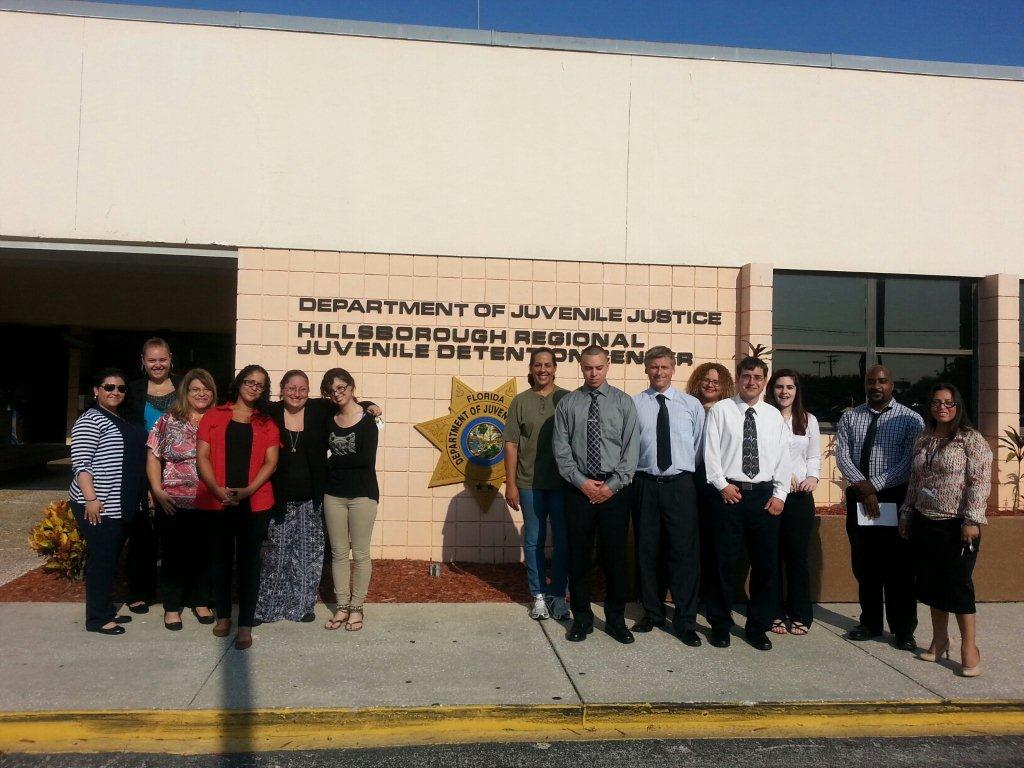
[770,619,788,635]
[345,609,364,632]
[325,609,349,630]
[789,621,809,636]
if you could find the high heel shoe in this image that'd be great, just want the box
[917,639,950,662]
[960,649,982,678]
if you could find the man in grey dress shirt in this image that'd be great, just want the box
[630,346,705,647]
[553,345,639,644]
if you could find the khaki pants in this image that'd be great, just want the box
[323,495,378,610]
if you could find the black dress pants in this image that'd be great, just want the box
[844,484,917,636]
[566,486,629,631]
[777,490,815,626]
[706,482,780,636]
[211,503,270,627]
[126,505,158,604]
[72,502,128,631]
[159,508,213,613]
[633,472,700,631]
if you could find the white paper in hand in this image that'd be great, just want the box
[856,502,899,527]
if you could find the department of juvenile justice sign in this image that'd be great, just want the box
[415,378,517,488]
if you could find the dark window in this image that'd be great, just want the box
[770,350,865,426]
[774,274,868,347]
[772,272,977,428]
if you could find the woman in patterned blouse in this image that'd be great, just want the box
[146,369,218,631]
[898,383,991,677]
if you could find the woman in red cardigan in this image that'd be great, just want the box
[197,365,280,650]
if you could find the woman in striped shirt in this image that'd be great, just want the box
[69,368,149,635]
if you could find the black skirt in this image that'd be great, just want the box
[912,511,980,614]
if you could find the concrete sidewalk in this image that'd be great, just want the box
[0,601,1021,753]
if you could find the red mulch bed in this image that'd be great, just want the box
[0,560,544,604]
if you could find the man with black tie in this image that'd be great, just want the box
[630,346,705,647]
[703,356,789,651]
[835,364,924,651]
[552,345,639,644]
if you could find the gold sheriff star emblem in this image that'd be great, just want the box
[415,378,517,488]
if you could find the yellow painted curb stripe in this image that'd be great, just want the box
[2,701,1024,754]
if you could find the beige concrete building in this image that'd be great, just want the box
[1,1,1021,563]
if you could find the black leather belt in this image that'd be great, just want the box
[584,472,613,481]
[726,479,773,491]
[637,471,691,484]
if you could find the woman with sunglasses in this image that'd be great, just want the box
[69,369,148,635]
[685,362,736,602]
[898,383,991,677]
[196,365,280,650]
[321,369,380,633]
[122,337,181,614]
[256,371,381,625]
[146,369,218,631]
[766,368,820,636]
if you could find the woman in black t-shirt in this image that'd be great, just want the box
[321,368,380,632]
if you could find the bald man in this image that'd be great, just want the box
[835,365,924,651]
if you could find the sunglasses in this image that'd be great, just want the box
[101,384,127,393]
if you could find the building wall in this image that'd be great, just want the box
[237,248,746,562]
[2,9,1023,277]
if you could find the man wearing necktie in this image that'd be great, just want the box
[703,356,790,651]
[630,347,706,646]
[552,345,639,644]
[835,365,924,651]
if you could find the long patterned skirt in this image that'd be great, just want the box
[255,499,325,622]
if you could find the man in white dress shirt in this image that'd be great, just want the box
[703,356,789,651]
[630,346,706,647]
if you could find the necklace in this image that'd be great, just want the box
[287,429,301,453]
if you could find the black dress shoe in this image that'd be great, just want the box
[191,608,216,625]
[894,634,918,652]
[745,632,773,651]
[567,623,594,642]
[848,624,883,641]
[88,625,126,636]
[300,612,317,623]
[709,630,731,648]
[606,626,635,645]
[112,615,132,625]
[677,629,702,647]
[164,620,183,631]
[631,617,665,633]
[127,602,149,615]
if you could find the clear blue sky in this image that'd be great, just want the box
[91,0,1024,67]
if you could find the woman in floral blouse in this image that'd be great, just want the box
[898,383,991,678]
[146,369,218,631]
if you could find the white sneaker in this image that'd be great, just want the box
[546,595,571,620]
[530,595,550,620]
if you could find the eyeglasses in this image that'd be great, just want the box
[700,378,721,388]
[283,386,309,395]
[188,386,212,395]
[330,384,351,396]
[930,400,958,410]
[242,379,266,391]
[100,384,127,393]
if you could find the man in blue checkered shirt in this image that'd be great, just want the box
[835,364,924,652]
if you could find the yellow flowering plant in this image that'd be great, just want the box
[27,500,86,580]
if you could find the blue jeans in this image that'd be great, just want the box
[520,489,568,597]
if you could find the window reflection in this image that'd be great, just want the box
[773,274,867,347]
[879,278,972,349]
[771,350,866,426]
[878,354,974,420]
